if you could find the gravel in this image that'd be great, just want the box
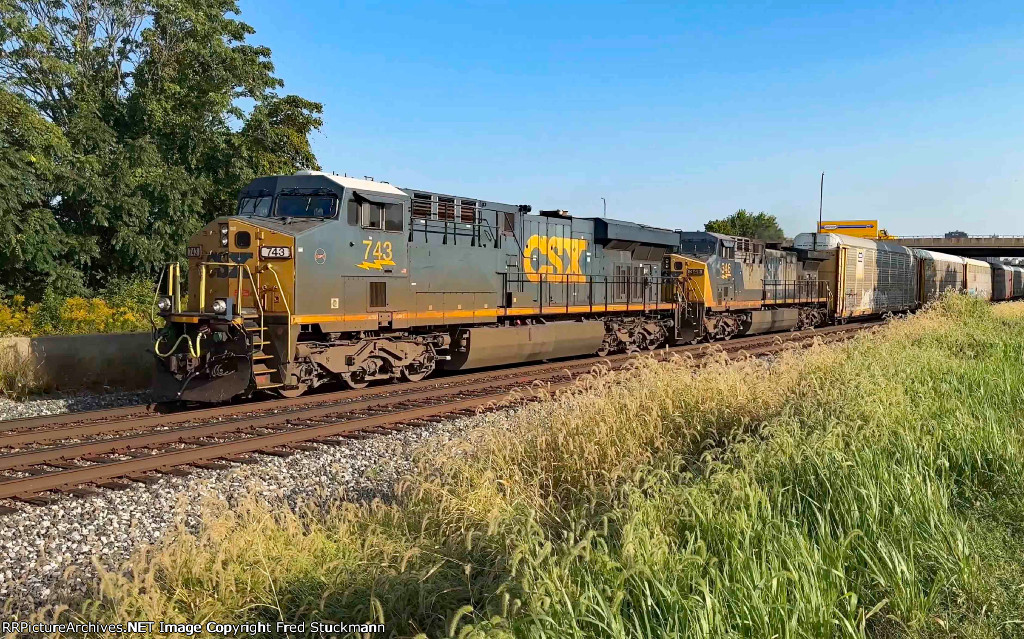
[0,390,151,422]
[0,409,512,615]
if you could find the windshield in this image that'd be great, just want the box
[677,239,717,257]
[238,195,272,216]
[275,194,337,218]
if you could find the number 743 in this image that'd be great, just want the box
[362,240,393,261]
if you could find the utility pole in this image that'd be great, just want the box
[601,197,607,218]
[818,172,824,232]
[814,172,825,251]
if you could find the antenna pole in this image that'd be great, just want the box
[601,197,607,218]
[818,172,824,231]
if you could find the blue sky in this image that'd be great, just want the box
[238,1,1024,237]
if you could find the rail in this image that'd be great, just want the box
[408,216,500,248]
[762,280,831,305]
[500,273,675,314]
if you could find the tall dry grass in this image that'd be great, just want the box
[59,295,1024,637]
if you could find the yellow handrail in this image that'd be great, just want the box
[151,265,167,328]
[264,263,291,359]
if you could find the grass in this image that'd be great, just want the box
[0,339,41,400]
[46,295,1024,637]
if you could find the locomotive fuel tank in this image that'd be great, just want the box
[445,321,607,369]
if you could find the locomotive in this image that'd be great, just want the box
[152,170,1021,403]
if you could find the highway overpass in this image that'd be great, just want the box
[893,236,1024,258]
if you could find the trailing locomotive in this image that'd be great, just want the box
[152,170,1024,404]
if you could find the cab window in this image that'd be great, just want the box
[276,194,336,218]
[353,199,404,232]
[384,203,403,231]
[238,196,272,216]
[361,202,382,229]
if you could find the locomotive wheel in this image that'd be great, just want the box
[276,383,308,398]
[342,372,370,389]
[401,363,434,382]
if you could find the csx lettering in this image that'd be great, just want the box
[523,235,587,283]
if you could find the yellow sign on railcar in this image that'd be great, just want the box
[818,220,879,239]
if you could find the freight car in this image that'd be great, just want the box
[915,250,965,304]
[964,258,993,300]
[792,233,918,319]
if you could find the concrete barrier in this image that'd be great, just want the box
[0,333,152,392]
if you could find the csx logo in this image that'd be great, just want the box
[522,234,587,283]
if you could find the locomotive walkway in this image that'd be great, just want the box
[0,321,882,512]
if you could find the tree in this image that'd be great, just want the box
[0,88,70,296]
[705,209,786,242]
[0,0,323,299]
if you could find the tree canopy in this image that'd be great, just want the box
[0,0,323,299]
[705,209,786,242]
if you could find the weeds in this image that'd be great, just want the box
[0,339,40,400]
[62,295,1024,637]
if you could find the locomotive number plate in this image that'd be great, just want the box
[186,246,202,258]
[687,268,704,276]
[260,246,292,259]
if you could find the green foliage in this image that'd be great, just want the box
[705,208,786,242]
[0,88,70,297]
[0,0,322,301]
[67,297,1024,637]
[0,279,154,337]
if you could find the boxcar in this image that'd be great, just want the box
[964,258,993,300]
[914,249,965,304]
[1013,265,1024,298]
[793,233,918,319]
[989,260,1013,301]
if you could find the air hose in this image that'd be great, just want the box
[154,332,204,358]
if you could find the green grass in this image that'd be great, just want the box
[52,295,1024,637]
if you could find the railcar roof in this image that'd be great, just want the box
[912,249,966,264]
[793,232,915,254]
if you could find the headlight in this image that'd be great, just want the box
[211,298,227,314]
[156,296,172,312]
[220,224,229,247]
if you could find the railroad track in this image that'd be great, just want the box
[0,321,881,513]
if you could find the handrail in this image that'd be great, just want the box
[263,263,291,358]
[151,266,167,329]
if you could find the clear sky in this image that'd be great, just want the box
[237,0,1024,237]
